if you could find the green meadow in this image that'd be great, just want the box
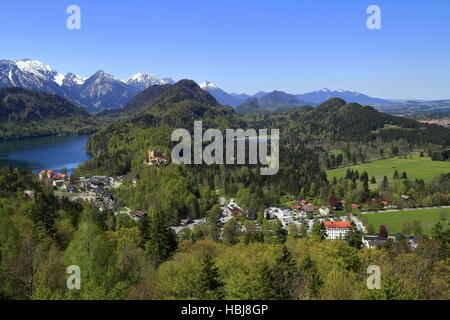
[327,154,450,183]
[364,208,449,236]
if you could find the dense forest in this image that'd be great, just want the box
[2,80,450,300]
[0,87,98,140]
[0,166,448,300]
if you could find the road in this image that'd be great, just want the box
[361,205,450,215]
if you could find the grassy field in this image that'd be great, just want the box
[327,154,450,183]
[364,208,449,236]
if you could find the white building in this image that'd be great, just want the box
[324,221,352,240]
[52,180,64,187]
[319,206,330,216]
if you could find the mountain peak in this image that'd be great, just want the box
[61,73,86,86]
[14,59,57,78]
[125,72,169,90]
[162,77,175,85]
[90,70,118,82]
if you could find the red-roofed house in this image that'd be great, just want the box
[324,221,352,240]
[47,169,56,178]
[39,170,46,180]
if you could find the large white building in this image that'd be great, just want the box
[324,221,352,239]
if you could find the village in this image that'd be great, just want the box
[38,156,419,250]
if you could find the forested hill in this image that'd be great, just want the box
[245,98,450,146]
[81,83,450,175]
[133,79,241,129]
[0,87,97,140]
[81,80,245,173]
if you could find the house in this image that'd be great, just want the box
[180,218,193,226]
[300,200,309,205]
[381,201,394,209]
[392,234,421,249]
[291,205,302,210]
[81,181,92,190]
[129,210,148,221]
[319,206,330,216]
[324,221,352,240]
[304,204,316,213]
[52,180,64,187]
[62,184,77,193]
[23,190,35,199]
[401,195,411,200]
[362,235,389,248]
[47,169,56,179]
[39,170,46,180]
[54,173,67,180]
[351,204,362,210]
[144,149,169,166]
[407,237,420,249]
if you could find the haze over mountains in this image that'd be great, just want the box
[1,59,449,115]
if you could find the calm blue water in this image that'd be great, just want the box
[0,136,92,174]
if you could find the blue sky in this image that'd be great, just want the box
[1,0,449,100]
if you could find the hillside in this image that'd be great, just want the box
[0,87,97,140]
[81,80,244,174]
[81,84,450,178]
[246,98,450,146]
[236,91,312,114]
[375,100,450,115]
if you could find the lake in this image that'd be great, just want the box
[0,135,92,174]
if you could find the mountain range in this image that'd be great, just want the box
[1,58,448,116]
[82,80,450,175]
[0,59,174,113]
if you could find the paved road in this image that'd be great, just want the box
[361,205,450,215]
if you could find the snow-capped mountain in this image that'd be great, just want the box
[296,88,391,105]
[199,81,246,107]
[73,70,138,111]
[0,59,65,96]
[61,73,86,87]
[126,72,172,91]
[0,59,175,112]
[162,77,175,85]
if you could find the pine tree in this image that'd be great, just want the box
[393,170,399,179]
[273,246,298,299]
[370,176,377,184]
[197,253,224,299]
[381,176,389,190]
[257,261,276,299]
[30,192,58,238]
[345,169,352,179]
[145,211,178,267]
[378,225,389,239]
[401,171,408,179]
